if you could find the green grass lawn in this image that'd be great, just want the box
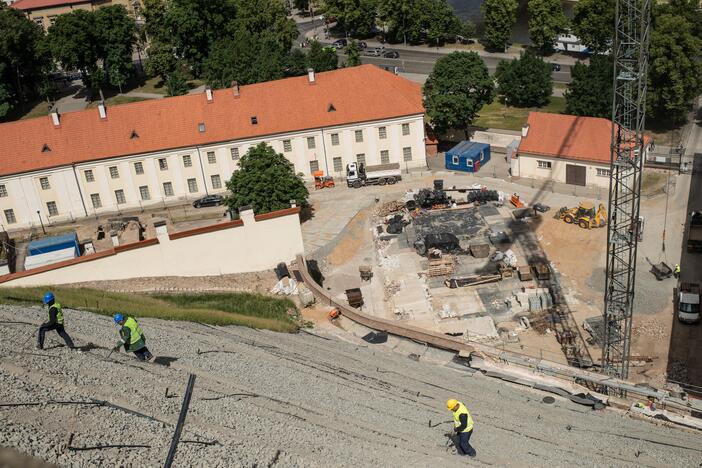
[87,95,152,108]
[474,96,567,131]
[0,287,299,332]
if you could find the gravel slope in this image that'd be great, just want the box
[1,304,700,467]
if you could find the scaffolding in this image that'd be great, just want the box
[602,0,651,381]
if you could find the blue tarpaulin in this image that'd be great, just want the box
[445,141,491,173]
[27,232,80,257]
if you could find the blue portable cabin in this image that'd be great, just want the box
[27,232,80,257]
[445,141,490,173]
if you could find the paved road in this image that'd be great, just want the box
[337,47,572,83]
[667,98,702,395]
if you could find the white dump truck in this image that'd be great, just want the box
[677,282,700,324]
[346,162,401,188]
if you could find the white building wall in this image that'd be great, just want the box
[0,114,426,231]
[512,153,611,189]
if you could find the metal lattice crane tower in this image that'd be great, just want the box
[602,0,651,381]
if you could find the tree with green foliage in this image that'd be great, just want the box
[144,40,177,80]
[423,52,495,138]
[165,65,189,96]
[378,0,466,45]
[95,5,136,92]
[564,55,613,117]
[345,41,361,66]
[225,143,309,214]
[657,0,702,40]
[528,0,569,52]
[495,50,552,107]
[424,0,465,45]
[323,0,377,36]
[572,0,614,54]
[283,49,309,77]
[306,40,338,72]
[47,10,103,90]
[0,4,51,118]
[647,11,702,123]
[203,30,287,88]
[481,0,517,51]
[232,0,298,51]
[294,0,310,10]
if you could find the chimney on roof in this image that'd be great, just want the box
[231,81,240,98]
[307,68,315,84]
[205,86,213,103]
[521,123,530,138]
[98,101,107,119]
[50,108,60,127]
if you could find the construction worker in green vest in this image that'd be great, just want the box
[37,292,75,350]
[446,399,476,457]
[113,313,154,361]
[674,263,681,279]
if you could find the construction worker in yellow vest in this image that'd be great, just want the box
[446,399,476,457]
[37,292,75,350]
[113,314,154,361]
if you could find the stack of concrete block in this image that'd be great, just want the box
[513,287,553,313]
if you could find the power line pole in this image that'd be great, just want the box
[602,0,652,385]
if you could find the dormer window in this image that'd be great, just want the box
[198,122,205,133]
[130,130,139,139]
[42,143,51,152]
[251,116,258,125]
[328,103,336,112]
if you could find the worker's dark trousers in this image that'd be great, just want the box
[458,430,476,457]
[134,347,153,361]
[37,323,74,349]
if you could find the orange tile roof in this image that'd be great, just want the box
[11,0,90,10]
[516,112,614,163]
[0,65,424,177]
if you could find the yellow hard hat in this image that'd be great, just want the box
[446,399,459,410]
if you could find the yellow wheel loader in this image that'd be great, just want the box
[555,201,607,229]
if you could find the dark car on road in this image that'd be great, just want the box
[551,63,561,72]
[193,194,224,208]
[332,39,347,48]
[357,41,367,49]
[383,50,400,59]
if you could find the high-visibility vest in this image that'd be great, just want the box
[49,303,64,325]
[453,402,474,433]
[123,317,143,345]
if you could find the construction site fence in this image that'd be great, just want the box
[294,255,684,407]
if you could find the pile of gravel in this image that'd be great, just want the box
[1,304,701,467]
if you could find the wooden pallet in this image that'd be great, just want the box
[426,257,455,277]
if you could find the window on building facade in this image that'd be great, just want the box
[596,168,611,177]
[90,194,102,209]
[333,157,342,172]
[48,15,57,26]
[331,133,340,146]
[39,177,50,190]
[230,147,239,160]
[211,175,222,189]
[4,209,16,224]
[183,155,192,167]
[109,166,119,179]
[46,201,58,216]
[198,122,205,133]
[380,150,390,164]
[0,185,7,197]
[33,17,43,27]
[378,127,387,139]
[309,160,319,173]
[452,155,459,165]
[403,147,412,161]
[402,123,410,136]
[207,151,216,164]
[355,130,363,143]
[162,182,174,197]
[134,162,144,174]
[115,189,126,204]
[187,178,198,193]
[307,137,316,149]
[283,140,292,152]
[139,185,150,200]
[537,160,552,169]
[84,170,94,182]
[356,153,366,166]
[158,158,168,170]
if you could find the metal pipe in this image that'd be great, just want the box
[164,373,196,468]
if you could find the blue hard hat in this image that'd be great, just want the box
[42,292,55,304]
[113,313,124,324]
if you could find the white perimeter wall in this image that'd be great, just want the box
[0,209,303,287]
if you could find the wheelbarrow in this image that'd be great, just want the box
[650,262,672,281]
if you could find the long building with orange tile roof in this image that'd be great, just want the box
[0,65,427,231]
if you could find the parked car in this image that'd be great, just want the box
[332,39,347,48]
[322,46,337,53]
[365,48,382,57]
[357,41,368,49]
[551,63,561,72]
[193,194,224,208]
[383,50,400,59]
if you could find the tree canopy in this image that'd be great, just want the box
[572,0,614,54]
[377,0,467,45]
[495,50,552,107]
[323,0,377,36]
[306,40,338,72]
[527,0,569,51]
[423,51,495,138]
[564,55,613,118]
[225,143,309,214]
[481,0,517,51]
[345,41,362,67]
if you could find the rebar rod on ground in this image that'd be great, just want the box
[164,373,196,468]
